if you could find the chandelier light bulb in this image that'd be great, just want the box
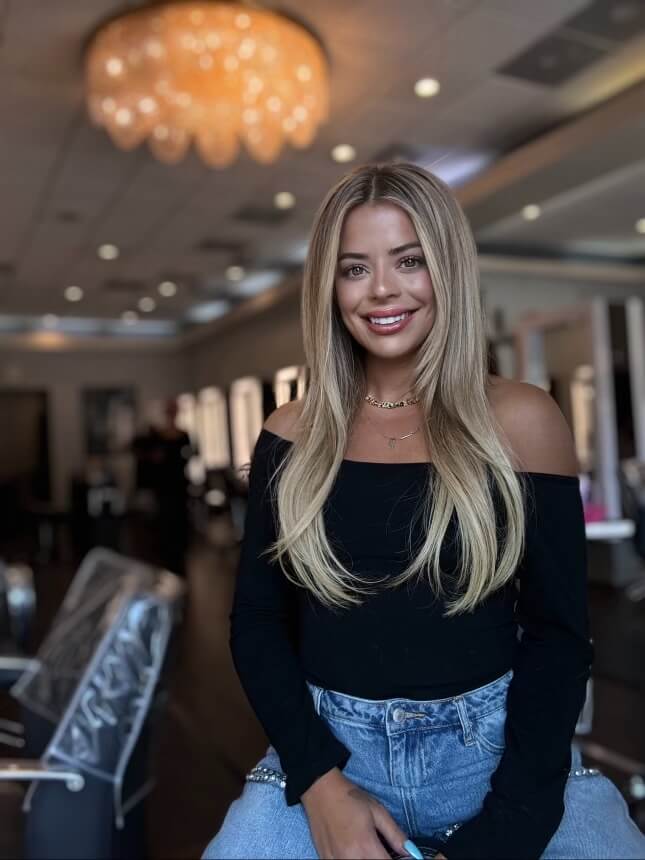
[85,2,330,168]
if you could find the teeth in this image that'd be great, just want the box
[369,312,409,325]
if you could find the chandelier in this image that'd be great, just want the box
[85,2,329,167]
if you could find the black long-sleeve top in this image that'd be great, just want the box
[229,427,594,859]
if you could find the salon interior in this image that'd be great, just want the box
[1,0,645,857]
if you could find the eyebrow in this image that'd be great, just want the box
[338,242,422,262]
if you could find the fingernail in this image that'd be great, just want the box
[404,839,424,860]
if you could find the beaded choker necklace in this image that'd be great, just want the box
[364,392,420,409]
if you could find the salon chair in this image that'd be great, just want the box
[0,561,35,687]
[0,547,185,859]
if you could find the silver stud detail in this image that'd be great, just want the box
[571,766,600,777]
[246,765,287,789]
[443,822,462,837]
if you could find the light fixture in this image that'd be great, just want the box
[85,2,329,168]
[226,264,245,281]
[98,243,120,260]
[65,286,84,302]
[274,191,296,210]
[331,143,356,163]
[636,218,645,234]
[42,314,59,329]
[522,204,541,221]
[122,310,138,324]
[139,296,157,312]
[158,280,178,296]
[414,77,440,98]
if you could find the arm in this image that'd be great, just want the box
[232,412,413,859]
[442,384,594,859]
[229,423,351,805]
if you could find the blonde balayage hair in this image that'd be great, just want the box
[264,162,526,616]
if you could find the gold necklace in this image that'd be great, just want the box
[364,413,422,449]
[364,392,420,409]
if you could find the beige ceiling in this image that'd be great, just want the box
[1,0,644,333]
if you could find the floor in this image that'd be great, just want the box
[2,516,645,858]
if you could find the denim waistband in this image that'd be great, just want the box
[306,670,513,733]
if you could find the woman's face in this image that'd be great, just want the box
[334,201,435,359]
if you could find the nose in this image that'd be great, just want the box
[369,263,401,300]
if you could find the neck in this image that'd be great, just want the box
[364,355,417,403]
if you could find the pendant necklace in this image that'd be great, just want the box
[364,414,422,449]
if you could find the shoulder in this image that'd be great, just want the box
[263,399,305,442]
[487,376,579,476]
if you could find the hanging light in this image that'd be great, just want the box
[85,1,329,167]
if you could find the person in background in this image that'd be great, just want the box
[203,163,645,859]
[134,399,193,578]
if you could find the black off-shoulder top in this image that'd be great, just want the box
[228,427,594,859]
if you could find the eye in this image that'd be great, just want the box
[399,255,425,269]
[341,264,367,278]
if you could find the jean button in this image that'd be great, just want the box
[392,707,405,722]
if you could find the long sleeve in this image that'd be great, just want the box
[229,430,351,805]
[442,473,595,859]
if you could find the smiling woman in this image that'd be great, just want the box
[335,205,434,346]
[201,163,645,860]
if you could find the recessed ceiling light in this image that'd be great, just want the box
[522,204,541,221]
[64,286,84,302]
[122,310,138,324]
[414,77,440,98]
[331,144,356,163]
[158,280,178,297]
[226,265,245,281]
[42,314,59,328]
[138,296,156,312]
[274,191,296,210]
[636,218,645,234]
[98,243,120,260]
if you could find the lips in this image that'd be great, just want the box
[363,308,417,335]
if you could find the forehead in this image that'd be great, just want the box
[339,201,418,248]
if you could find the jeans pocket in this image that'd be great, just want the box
[471,705,507,755]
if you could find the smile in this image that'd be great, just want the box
[363,309,417,335]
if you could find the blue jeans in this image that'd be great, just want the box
[203,670,645,858]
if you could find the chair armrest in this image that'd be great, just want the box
[0,759,84,792]
[0,656,40,688]
[0,656,40,674]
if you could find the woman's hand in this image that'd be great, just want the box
[302,767,409,859]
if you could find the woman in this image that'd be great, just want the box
[203,163,645,859]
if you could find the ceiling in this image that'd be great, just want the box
[1,0,645,338]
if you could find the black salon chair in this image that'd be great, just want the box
[0,547,185,859]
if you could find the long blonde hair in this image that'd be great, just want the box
[264,162,526,616]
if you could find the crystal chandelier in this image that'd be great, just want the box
[85,1,329,167]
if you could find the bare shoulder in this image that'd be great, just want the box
[263,399,305,442]
[487,376,579,476]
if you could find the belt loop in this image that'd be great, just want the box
[311,684,324,715]
[454,696,474,746]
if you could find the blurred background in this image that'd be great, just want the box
[1,0,645,857]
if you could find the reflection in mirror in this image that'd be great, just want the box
[273,365,307,407]
[229,377,263,474]
[571,365,595,474]
[197,387,230,470]
[177,393,198,443]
